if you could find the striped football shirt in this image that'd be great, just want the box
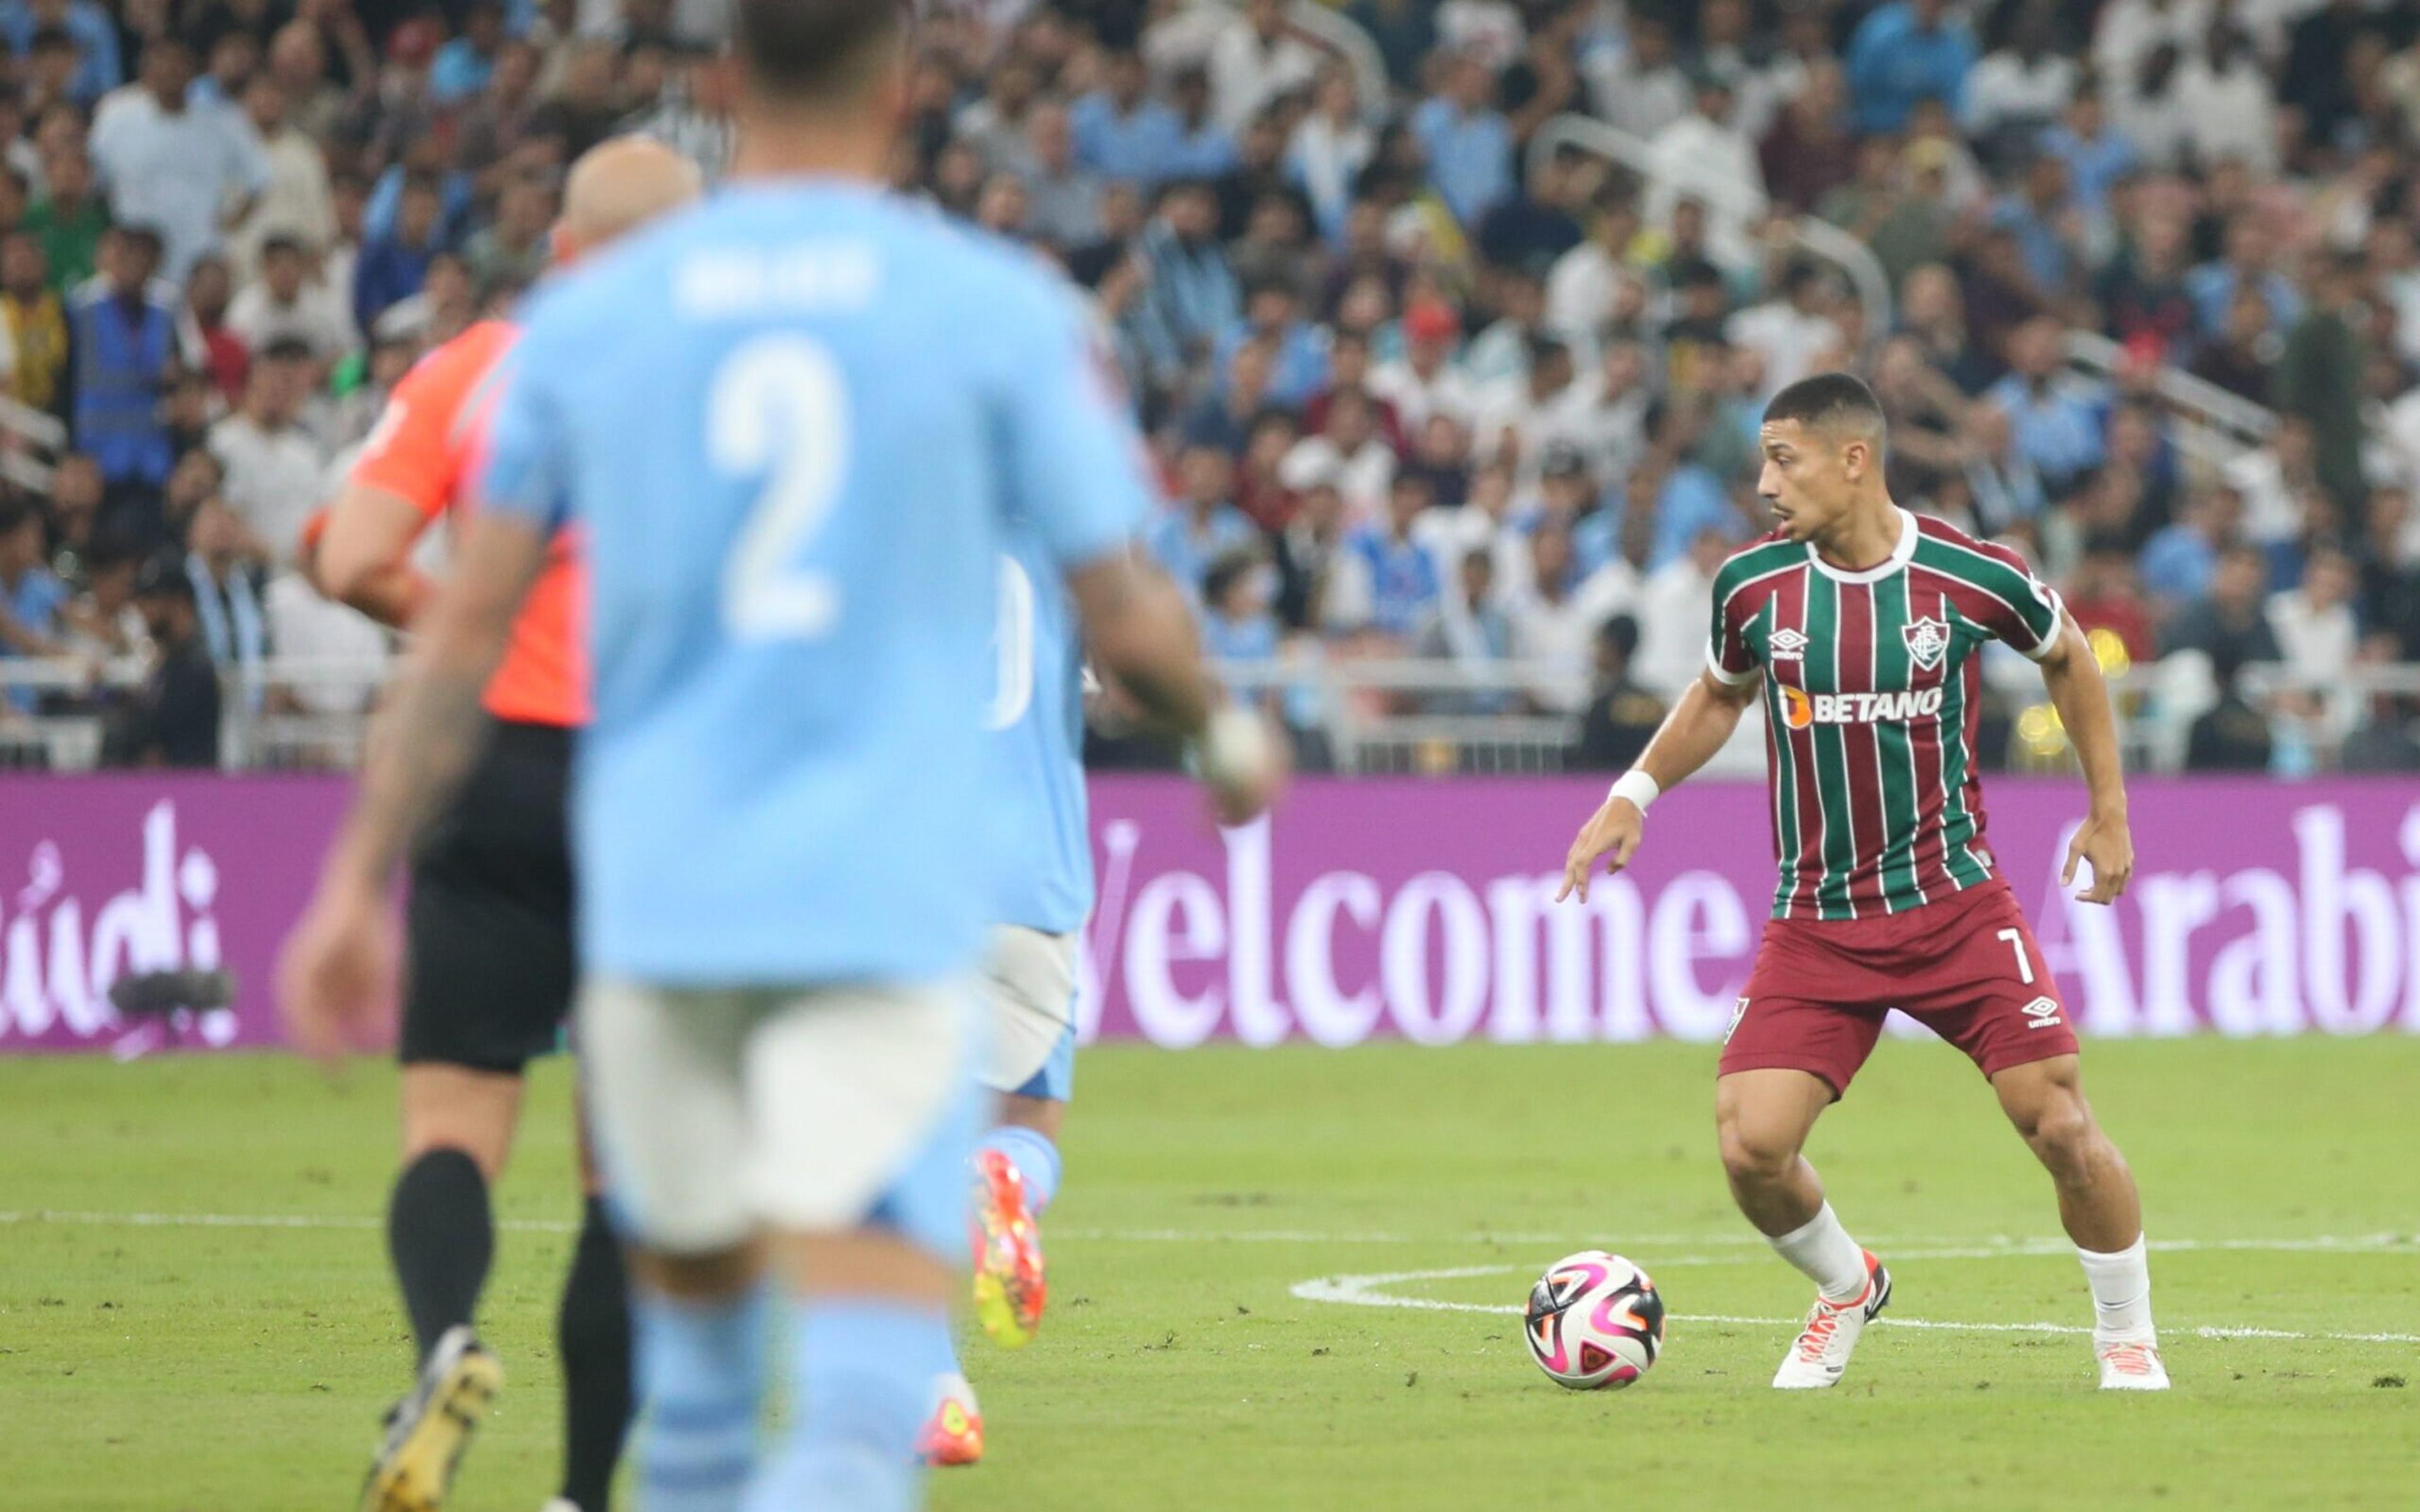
[1707,508,2066,922]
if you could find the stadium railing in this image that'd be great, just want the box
[2061,329,2279,470]
[8,651,2407,776]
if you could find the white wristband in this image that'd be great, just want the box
[1609,770,1660,814]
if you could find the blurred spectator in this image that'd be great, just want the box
[2339,638,2420,770]
[2273,251,2369,519]
[2185,288,2278,405]
[2065,534,2159,664]
[1475,147,1585,275]
[430,0,505,106]
[1231,406,1301,532]
[1845,0,1976,137]
[463,173,553,297]
[101,554,218,767]
[181,496,264,685]
[1073,49,1183,188]
[1160,66,1241,182]
[1286,68,1370,244]
[2187,219,2299,341]
[1199,547,1281,665]
[2174,25,2277,174]
[1963,2,2075,161]
[1545,187,1643,341]
[25,140,103,292]
[1395,411,1470,511]
[2097,210,2196,367]
[1728,261,1841,401]
[57,533,146,665]
[227,229,353,360]
[68,225,182,502]
[1589,12,1687,141]
[1138,178,1237,375]
[2140,485,2238,612]
[1472,333,1590,476]
[1413,547,1512,714]
[1284,386,1394,523]
[2164,542,2285,665]
[1369,298,1474,431]
[0,0,120,108]
[89,37,265,282]
[1985,318,2104,498]
[1572,614,1663,769]
[1411,50,1511,231]
[1993,151,2083,295]
[1644,74,1764,269]
[1018,100,1103,251]
[2356,485,2420,658]
[2266,544,2361,736]
[184,255,248,403]
[1633,524,1732,696]
[1329,470,1441,642]
[1207,0,1321,137]
[1146,444,1257,602]
[2224,415,2324,547]
[0,227,64,413]
[0,496,67,710]
[2184,648,2274,772]
[1346,0,1436,92]
[1505,519,1623,712]
[209,338,326,566]
[353,171,447,334]
[229,71,337,280]
[1274,467,1347,631]
[1761,60,1853,217]
[2039,89,2136,222]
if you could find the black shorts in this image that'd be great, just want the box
[400,721,576,1074]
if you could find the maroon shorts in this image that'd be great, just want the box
[1718,878,2079,1098]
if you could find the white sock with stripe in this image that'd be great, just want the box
[1769,1202,1869,1303]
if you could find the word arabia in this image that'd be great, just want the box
[1778,685,1946,729]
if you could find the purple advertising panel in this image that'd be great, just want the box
[3,775,2417,1055]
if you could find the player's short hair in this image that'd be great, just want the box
[732,0,904,104]
[1762,372,1887,447]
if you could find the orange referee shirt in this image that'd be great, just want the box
[347,319,588,728]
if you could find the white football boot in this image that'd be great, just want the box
[2095,1334,2171,1390]
[1772,1248,1892,1389]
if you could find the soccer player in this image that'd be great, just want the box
[304,136,703,1512]
[279,9,1280,1512]
[1558,373,2167,1392]
[921,526,1095,1467]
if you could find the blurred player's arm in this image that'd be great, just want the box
[1068,549,1281,824]
[1559,669,1758,903]
[2036,610,2133,904]
[314,486,439,629]
[278,512,546,1063]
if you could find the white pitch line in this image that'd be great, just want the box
[1289,1266,2420,1345]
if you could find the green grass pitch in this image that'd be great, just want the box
[3,1036,2415,1510]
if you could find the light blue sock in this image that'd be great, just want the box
[631,1284,768,1512]
[743,1298,952,1512]
[979,1124,1063,1214]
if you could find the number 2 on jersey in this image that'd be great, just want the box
[713,335,848,642]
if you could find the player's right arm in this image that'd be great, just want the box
[1558,668,1757,903]
[1560,560,1766,902]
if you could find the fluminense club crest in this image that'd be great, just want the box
[1902,616,1950,671]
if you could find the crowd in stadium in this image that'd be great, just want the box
[0,0,2415,772]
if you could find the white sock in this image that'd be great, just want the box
[1769,1203,1869,1303]
[2076,1235,2155,1339]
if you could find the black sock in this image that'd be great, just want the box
[386,1147,494,1365]
[557,1196,634,1512]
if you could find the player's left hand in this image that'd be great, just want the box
[2063,811,2134,905]
[276,874,398,1069]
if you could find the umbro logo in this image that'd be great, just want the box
[1769,627,1807,662]
[2020,995,2063,1030]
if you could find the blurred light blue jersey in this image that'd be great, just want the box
[988,527,1093,934]
[477,181,1151,985]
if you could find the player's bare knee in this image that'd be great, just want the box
[1717,1118,1801,1188]
[2020,1092,2100,1184]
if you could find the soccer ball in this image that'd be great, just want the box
[1523,1251,1666,1390]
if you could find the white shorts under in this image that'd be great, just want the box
[579,976,979,1258]
[982,925,1078,1099]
